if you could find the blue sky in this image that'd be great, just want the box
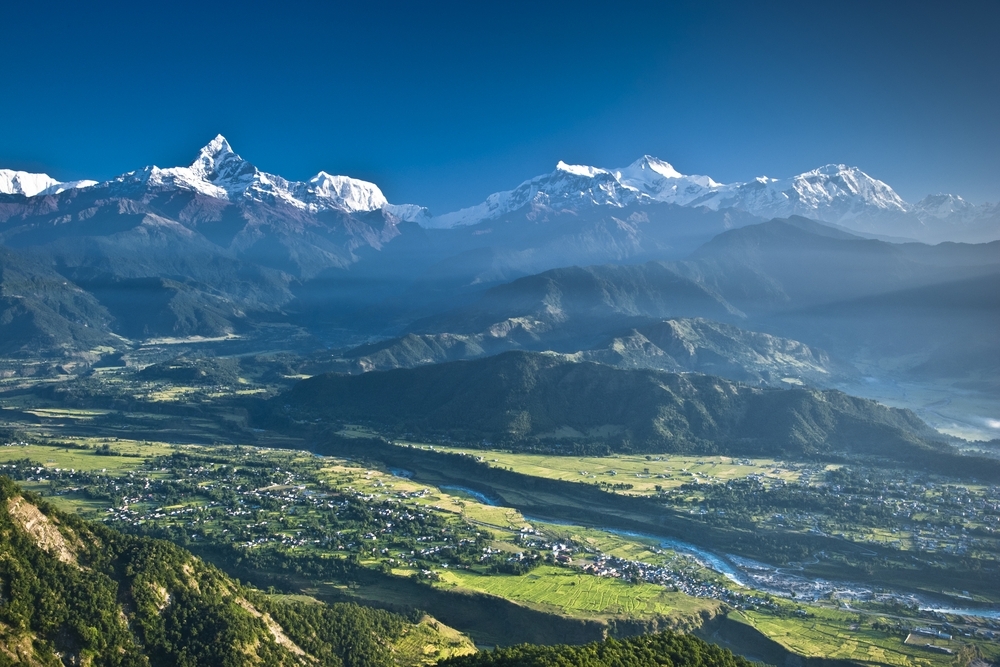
[1,0,998,212]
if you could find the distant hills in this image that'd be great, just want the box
[677,217,1000,314]
[283,350,956,463]
[368,218,998,389]
[340,318,838,387]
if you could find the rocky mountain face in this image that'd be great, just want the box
[579,318,837,385]
[333,317,839,388]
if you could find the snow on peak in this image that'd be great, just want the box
[789,164,908,214]
[190,134,242,179]
[427,155,732,228]
[695,163,910,225]
[297,171,388,213]
[428,159,647,228]
[555,161,608,178]
[96,135,424,219]
[620,155,684,180]
[425,157,923,230]
[0,169,96,197]
[914,193,974,219]
[614,156,724,205]
[0,169,61,196]
[37,179,99,195]
[201,134,233,158]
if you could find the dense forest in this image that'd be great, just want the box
[0,476,410,666]
[278,351,1000,480]
[438,632,758,667]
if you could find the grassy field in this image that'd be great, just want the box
[414,445,825,497]
[392,616,477,664]
[0,440,175,471]
[434,564,719,627]
[732,606,998,667]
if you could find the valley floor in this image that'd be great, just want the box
[1,355,998,666]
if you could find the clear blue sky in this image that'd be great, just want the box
[2,0,998,212]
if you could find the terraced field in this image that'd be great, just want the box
[419,446,823,496]
[435,565,720,625]
[732,608,969,667]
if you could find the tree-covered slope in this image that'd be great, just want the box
[0,247,117,355]
[437,631,756,667]
[283,351,952,461]
[0,477,412,666]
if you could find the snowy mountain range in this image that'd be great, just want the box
[112,135,428,220]
[426,157,997,242]
[1,135,997,243]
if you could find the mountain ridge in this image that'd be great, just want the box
[4,137,996,243]
[282,350,966,465]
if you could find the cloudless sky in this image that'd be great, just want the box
[1,0,998,212]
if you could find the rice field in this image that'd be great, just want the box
[418,446,823,496]
[436,564,719,623]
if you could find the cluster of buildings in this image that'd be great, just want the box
[579,554,776,611]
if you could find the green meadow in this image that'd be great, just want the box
[435,564,719,626]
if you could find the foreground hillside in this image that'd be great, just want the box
[438,632,755,667]
[0,477,427,666]
[0,473,780,667]
[282,351,965,466]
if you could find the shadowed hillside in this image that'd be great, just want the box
[282,351,966,464]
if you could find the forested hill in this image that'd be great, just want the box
[283,351,975,465]
[0,477,410,666]
[437,631,757,667]
[0,475,775,667]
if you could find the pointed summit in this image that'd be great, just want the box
[624,155,684,180]
[196,134,235,161]
[189,134,255,184]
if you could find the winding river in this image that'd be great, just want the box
[387,468,1000,620]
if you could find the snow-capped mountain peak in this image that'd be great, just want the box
[695,163,910,229]
[298,171,389,213]
[613,156,724,204]
[618,155,684,180]
[427,159,646,228]
[426,157,927,235]
[554,161,608,178]
[0,169,61,196]
[914,193,974,219]
[794,164,906,210]
[189,134,250,183]
[95,135,423,219]
[0,169,97,197]
[427,155,733,228]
